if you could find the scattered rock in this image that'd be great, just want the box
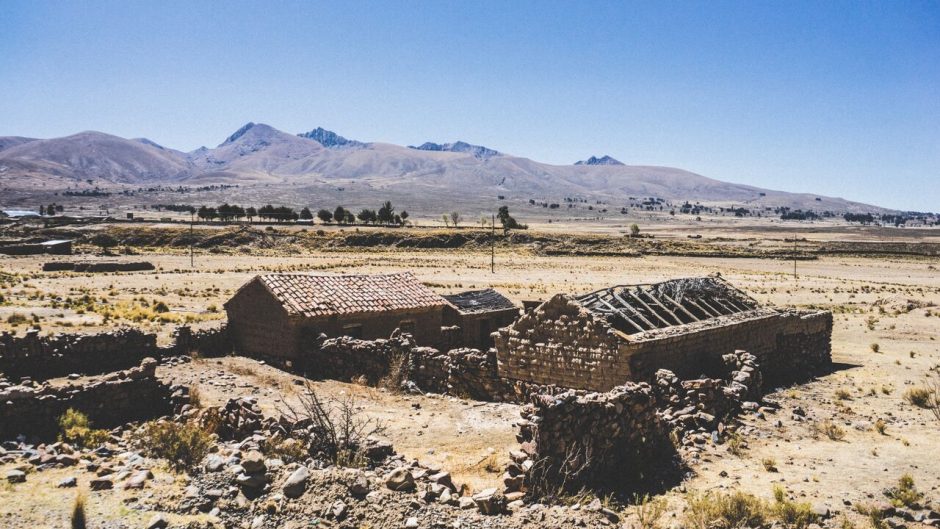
[384,467,416,492]
[5,470,26,483]
[146,513,169,529]
[282,466,310,499]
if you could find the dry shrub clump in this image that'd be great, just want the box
[813,420,846,441]
[684,488,817,529]
[884,473,924,509]
[277,381,384,467]
[633,494,667,529]
[903,386,936,410]
[58,409,110,449]
[71,491,87,529]
[131,419,215,471]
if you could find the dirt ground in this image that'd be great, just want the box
[1,224,939,526]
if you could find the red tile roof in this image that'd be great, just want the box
[255,272,446,318]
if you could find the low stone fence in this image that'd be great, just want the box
[512,350,762,495]
[172,325,232,358]
[0,358,172,440]
[0,328,158,380]
[41,261,156,272]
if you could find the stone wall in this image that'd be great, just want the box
[40,261,155,272]
[0,358,172,440]
[0,328,158,380]
[172,325,232,358]
[496,294,832,392]
[512,350,762,495]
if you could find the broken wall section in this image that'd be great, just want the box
[0,358,172,440]
[512,351,762,496]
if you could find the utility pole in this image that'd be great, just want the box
[491,213,495,274]
[793,237,797,280]
[190,210,195,268]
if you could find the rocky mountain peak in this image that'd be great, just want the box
[575,155,624,166]
[297,127,364,148]
[408,141,500,160]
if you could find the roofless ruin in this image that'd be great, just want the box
[495,275,832,391]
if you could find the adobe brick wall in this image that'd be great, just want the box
[495,294,832,392]
[0,328,158,380]
[0,358,172,440]
[226,279,299,364]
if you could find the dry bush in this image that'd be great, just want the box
[813,420,846,441]
[71,491,87,529]
[131,419,215,471]
[633,494,667,529]
[874,419,887,435]
[277,381,385,466]
[188,384,203,408]
[58,409,110,449]
[762,458,778,472]
[378,352,409,392]
[684,490,769,529]
[884,473,924,509]
[725,431,746,456]
[834,389,852,400]
[855,503,887,529]
[773,485,818,529]
[903,386,935,409]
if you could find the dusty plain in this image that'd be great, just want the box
[1,218,938,528]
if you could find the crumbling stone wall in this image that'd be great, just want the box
[0,328,158,380]
[172,325,232,358]
[495,295,626,390]
[0,358,172,440]
[513,350,762,495]
[496,294,832,392]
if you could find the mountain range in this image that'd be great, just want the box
[0,122,882,212]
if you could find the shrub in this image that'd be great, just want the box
[58,409,110,449]
[834,389,852,400]
[277,382,384,466]
[633,494,667,529]
[884,473,923,509]
[71,491,87,529]
[5,313,28,325]
[870,343,880,353]
[684,491,769,529]
[814,420,846,441]
[131,419,214,471]
[874,419,887,435]
[903,387,934,408]
[773,485,817,529]
[762,458,778,472]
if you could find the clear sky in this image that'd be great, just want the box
[1,1,937,211]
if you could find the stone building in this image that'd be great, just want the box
[495,276,832,391]
[224,272,448,367]
[442,289,519,350]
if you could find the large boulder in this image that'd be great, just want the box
[384,467,416,492]
[282,466,310,499]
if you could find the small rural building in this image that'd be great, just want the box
[495,276,832,391]
[442,289,519,350]
[224,272,448,367]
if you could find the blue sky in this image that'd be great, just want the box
[1,1,937,211]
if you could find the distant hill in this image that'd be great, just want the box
[0,123,887,212]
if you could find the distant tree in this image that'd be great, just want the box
[334,206,347,224]
[442,214,450,227]
[39,205,46,216]
[357,209,377,224]
[90,233,119,254]
[344,211,355,224]
[232,205,245,220]
[377,201,395,224]
[497,206,525,231]
[400,210,409,222]
[393,214,402,225]
[300,207,313,220]
[450,211,460,227]
[246,206,257,222]
[317,209,333,223]
[46,203,56,216]
[630,224,641,237]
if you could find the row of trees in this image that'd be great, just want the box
[316,202,409,226]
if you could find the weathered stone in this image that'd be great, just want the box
[472,487,507,515]
[282,466,310,499]
[240,451,266,474]
[146,513,169,529]
[57,476,77,488]
[5,470,26,483]
[90,477,113,490]
[384,467,416,492]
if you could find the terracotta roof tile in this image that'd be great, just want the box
[256,272,446,318]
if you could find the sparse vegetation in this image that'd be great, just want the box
[58,409,110,449]
[633,494,667,529]
[70,491,87,529]
[903,386,934,408]
[884,473,924,509]
[814,420,846,441]
[130,419,215,471]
